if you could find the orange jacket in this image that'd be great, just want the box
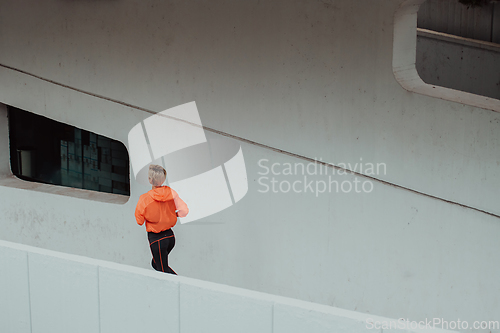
[135,186,189,233]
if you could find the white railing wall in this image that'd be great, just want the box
[0,240,455,333]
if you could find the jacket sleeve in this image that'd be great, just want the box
[172,189,189,218]
[135,196,146,226]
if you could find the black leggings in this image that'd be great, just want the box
[148,228,176,275]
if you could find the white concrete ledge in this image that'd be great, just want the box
[417,28,500,53]
[0,174,129,205]
[0,240,458,333]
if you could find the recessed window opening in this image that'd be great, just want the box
[415,0,500,100]
[8,106,130,196]
[418,0,499,43]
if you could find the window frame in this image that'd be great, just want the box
[392,0,500,113]
[0,103,130,204]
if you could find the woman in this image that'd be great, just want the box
[135,164,189,274]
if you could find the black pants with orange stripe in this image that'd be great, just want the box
[148,228,177,275]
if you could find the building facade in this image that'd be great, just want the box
[0,0,499,330]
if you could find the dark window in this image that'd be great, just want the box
[8,106,130,196]
[416,0,500,100]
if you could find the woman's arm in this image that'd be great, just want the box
[172,189,189,218]
[135,196,146,225]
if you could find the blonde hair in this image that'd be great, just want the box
[148,164,166,186]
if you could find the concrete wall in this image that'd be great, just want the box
[0,240,458,333]
[416,29,500,100]
[0,0,499,332]
[417,0,500,43]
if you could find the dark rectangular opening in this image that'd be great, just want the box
[8,106,130,196]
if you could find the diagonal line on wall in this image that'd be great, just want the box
[1,63,499,220]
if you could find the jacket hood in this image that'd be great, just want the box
[148,186,173,202]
